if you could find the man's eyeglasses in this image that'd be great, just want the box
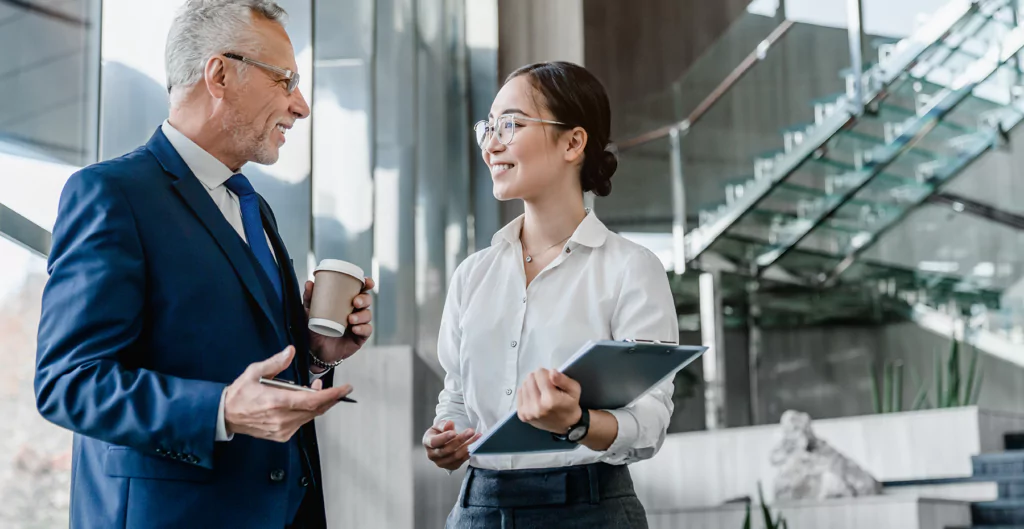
[223,52,300,94]
[473,114,567,147]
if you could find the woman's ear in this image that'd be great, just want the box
[564,126,588,164]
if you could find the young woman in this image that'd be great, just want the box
[423,61,678,528]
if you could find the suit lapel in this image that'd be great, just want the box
[146,128,285,342]
[258,197,311,382]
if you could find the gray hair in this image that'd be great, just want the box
[165,0,287,105]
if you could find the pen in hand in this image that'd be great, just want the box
[259,377,358,403]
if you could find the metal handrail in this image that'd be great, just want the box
[616,19,796,152]
[0,202,51,258]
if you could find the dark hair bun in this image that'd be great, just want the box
[581,148,617,197]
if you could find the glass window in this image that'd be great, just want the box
[0,0,100,231]
[0,236,72,528]
[0,1,97,524]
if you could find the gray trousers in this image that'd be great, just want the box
[445,463,649,528]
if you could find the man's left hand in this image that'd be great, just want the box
[304,277,375,370]
[516,368,583,434]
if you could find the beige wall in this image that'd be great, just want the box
[497,0,585,78]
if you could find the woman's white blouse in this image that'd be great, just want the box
[433,212,680,471]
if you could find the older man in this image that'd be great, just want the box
[34,1,368,527]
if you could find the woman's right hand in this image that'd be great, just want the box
[423,420,481,471]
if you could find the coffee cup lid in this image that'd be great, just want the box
[314,259,365,284]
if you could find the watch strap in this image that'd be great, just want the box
[552,408,590,443]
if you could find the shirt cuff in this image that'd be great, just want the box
[603,408,639,456]
[215,387,234,442]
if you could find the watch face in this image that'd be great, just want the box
[567,426,587,442]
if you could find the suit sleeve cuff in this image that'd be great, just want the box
[603,408,639,456]
[215,387,234,442]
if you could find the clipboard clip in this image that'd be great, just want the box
[623,338,678,345]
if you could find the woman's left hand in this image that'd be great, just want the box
[516,368,583,434]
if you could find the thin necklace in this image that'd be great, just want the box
[522,234,572,263]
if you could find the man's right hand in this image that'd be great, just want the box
[224,346,352,442]
[423,420,480,471]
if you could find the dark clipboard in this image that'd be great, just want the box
[469,339,707,456]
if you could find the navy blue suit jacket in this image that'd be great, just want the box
[35,128,332,528]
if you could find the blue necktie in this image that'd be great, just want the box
[224,174,283,303]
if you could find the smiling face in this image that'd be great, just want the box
[221,14,310,166]
[481,75,585,202]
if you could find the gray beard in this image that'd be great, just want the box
[223,113,278,166]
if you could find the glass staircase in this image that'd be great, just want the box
[610,0,1024,353]
[687,0,1024,282]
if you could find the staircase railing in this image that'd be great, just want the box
[613,6,809,275]
[613,1,1018,277]
[617,20,798,152]
[609,0,1024,344]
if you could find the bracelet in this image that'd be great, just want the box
[308,350,344,370]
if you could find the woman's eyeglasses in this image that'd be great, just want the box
[473,114,567,147]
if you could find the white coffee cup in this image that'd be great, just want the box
[308,259,366,338]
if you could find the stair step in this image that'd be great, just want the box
[810,92,846,106]
[948,526,1024,529]
[1005,433,1024,451]
[1001,480,1024,500]
[871,36,901,49]
[838,62,878,78]
[974,452,1024,478]
[972,500,1024,526]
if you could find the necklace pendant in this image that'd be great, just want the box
[525,255,533,263]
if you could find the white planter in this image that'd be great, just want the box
[647,496,971,529]
[632,406,1024,511]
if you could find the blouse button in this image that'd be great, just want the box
[505,389,513,396]
[565,247,571,254]
[511,341,518,348]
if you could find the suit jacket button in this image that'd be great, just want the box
[270,469,286,482]
[300,476,309,487]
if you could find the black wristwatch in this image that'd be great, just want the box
[553,408,590,443]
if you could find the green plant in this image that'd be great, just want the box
[909,366,931,410]
[742,482,788,529]
[869,360,927,413]
[934,338,983,408]
[867,335,984,414]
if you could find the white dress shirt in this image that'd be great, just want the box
[433,211,679,471]
[161,121,324,443]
